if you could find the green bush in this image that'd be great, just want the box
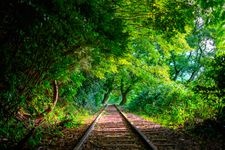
[126,82,221,128]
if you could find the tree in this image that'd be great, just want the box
[119,71,139,105]
[1,0,225,148]
[102,77,114,104]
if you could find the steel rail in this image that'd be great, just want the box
[73,105,107,150]
[114,105,158,150]
[73,104,157,150]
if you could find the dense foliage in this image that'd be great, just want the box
[0,0,225,148]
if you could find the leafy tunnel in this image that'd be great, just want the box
[0,0,225,149]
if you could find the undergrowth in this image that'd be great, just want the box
[125,82,223,129]
[0,102,96,149]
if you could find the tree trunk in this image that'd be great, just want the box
[173,70,180,81]
[170,52,180,81]
[102,78,114,104]
[119,79,132,105]
[34,80,58,125]
[102,89,112,104]
[187,70,197,83]
[120,93,128,105]
[15,80,58,149]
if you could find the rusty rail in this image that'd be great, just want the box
[73,105,107,150]
[115,105,158,150]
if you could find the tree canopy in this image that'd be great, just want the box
[0,0,225,148]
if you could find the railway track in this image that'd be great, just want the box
[38,104,199,150]
[74,105,157,150]
[124,113,199,150]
